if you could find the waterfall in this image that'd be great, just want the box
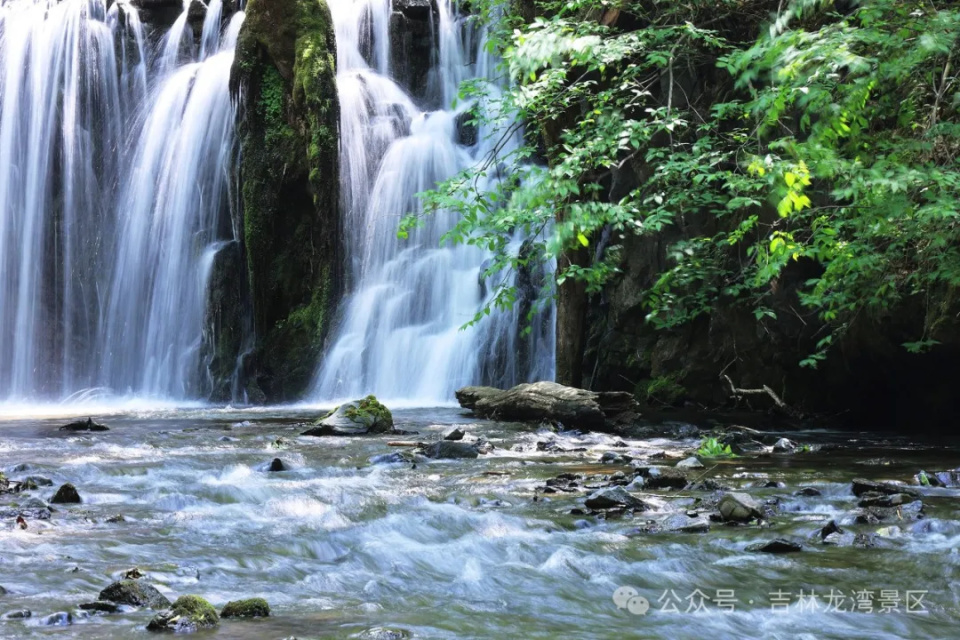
[0,0,244,402]
[312,0,555,403]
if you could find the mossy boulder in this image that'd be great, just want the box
[230,0,342,401]
[301,395,394,436]
[147,595,219,633]
[219,597,270,618]
[99,580,171,609]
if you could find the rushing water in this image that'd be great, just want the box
[0,0,241,403]
[1,409,959,638]
[312,0,555,404]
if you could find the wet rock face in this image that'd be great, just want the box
[388,0,436,102]
[456,381,639,431]
[147,595,219,633]
[231,0,342,401]
[99,580,171,609]
[301,396,394,436]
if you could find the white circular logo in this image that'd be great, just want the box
[613,586,639,609]
[626,595,650,615]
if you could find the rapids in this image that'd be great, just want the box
[1,409,958,638]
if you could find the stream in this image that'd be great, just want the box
[1,407,958,638]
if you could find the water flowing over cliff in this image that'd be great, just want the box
[311,0,555,404]
[0,0,243,403]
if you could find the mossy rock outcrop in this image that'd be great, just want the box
[230,0,342,401]
[220,597,270,618]
[147,595,219,633]
[302,395,394,436]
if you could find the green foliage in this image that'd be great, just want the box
[641,373,687,406]
[416,0,960,364]
[697,437,735,458]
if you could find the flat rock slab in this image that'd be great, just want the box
[851,478,920,498]
[455,381,638,431]
[746,538,802,553]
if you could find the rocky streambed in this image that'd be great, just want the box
[1,405,959,638]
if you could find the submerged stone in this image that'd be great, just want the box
[220,598,270,618]
[147,595,219,633]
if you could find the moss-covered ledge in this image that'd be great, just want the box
[230,0,342,400]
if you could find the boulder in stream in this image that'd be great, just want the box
[455,381,639,431]
[99,580,171,609]
[147,595,218,633]
[268,458,288,472]
[421,441,479,459]
[50,483,81,504]
[220,597,270,618]
[59,417,109,432]
[584,486,646,510]
[301,396,394,436]
[2,610,31,619]
[717,492,764,522]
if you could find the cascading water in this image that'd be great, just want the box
[313,0,555,404]
[0,0,245,403]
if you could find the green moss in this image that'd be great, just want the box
[147,595,219,631]
[220,598,270,618]
[639,373,687,406]
[344,395,393,424]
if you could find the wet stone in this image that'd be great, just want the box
[795,487,822,497]
[79,602,121,614]
[3,609,31,619]
[584,486,646,511]
[718,492,764,522]
[676,456,704,469]
[59,417,108,432]
[40,611,72,625]
[441,426,465,441]
[421,441,479,459]
[851,478,920,498]
[268,458,288,472]
[99,580,171,609]
[50,483,81,504]
[746,538,802,553]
